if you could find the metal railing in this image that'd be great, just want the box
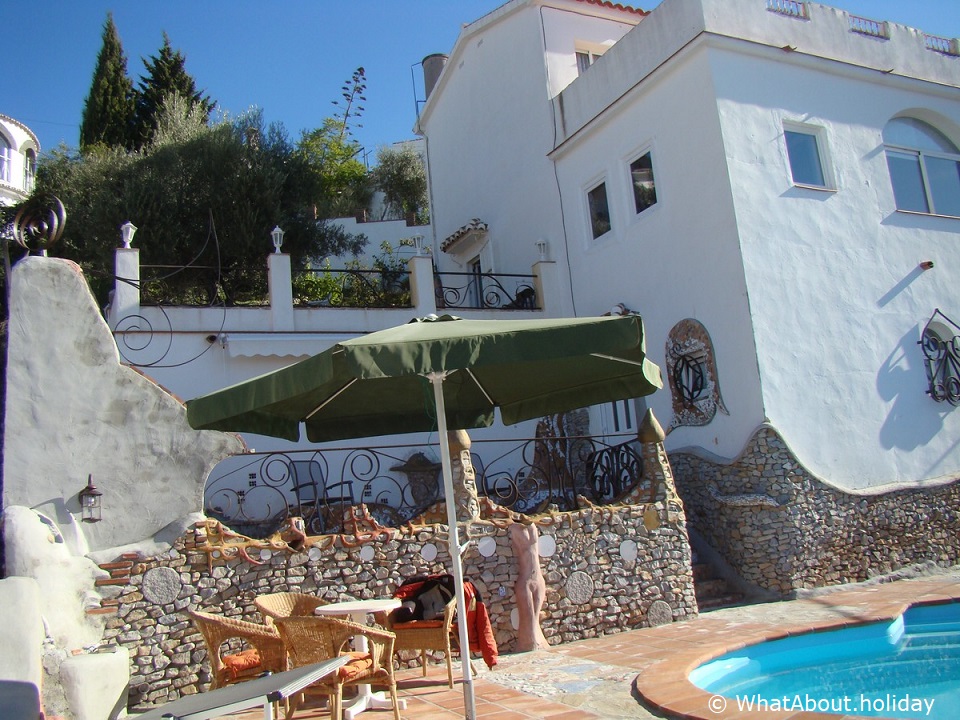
[435,272,538,311]
[203,435,646,538]
[293,267,411,309]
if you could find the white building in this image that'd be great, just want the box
[417,0,960,591]
[0,114,39,206]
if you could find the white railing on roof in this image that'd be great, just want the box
[848,14,889,39]
[925,34,960,56]
[766,0,807,20]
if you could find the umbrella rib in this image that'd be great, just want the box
[590,353,648,367]
[304,378,359,420]
[465,368,495,404]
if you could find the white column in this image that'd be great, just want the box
[110,248,140,326]
[408,254,438,316]
[532,260,574,318]
[268,253,294,331]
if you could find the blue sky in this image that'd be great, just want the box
[3,0,959,161]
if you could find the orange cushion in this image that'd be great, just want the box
[392,620,444,629]
[223,648,261,678]
[337,651,374,681]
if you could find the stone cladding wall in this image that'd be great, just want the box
[99,502,696,709]
[672,425,960,596]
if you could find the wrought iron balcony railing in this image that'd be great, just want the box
[435,272,538,311]
[203,435,645,538]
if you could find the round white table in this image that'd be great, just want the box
[315,598,406,720]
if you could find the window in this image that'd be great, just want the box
[0,135,10,184]
[468,256,483,307]
[587,182,611,238]
[884,117,960,217]
[784,125,829,187]
[24,149,36,192]
[629,152,658,214]
[576,50,601,75]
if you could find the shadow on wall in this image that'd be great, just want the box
[877,323,946,452]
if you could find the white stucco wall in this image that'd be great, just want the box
[0,113,39,205]
[714,46,960,489]
[3,258,244,551]
[551,44,764,460]
[548,0,960,489]
[419,1,640,286]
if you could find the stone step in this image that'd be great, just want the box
[698,593,745,611]
[694,578,730,599]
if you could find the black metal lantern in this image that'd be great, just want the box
[79,475,103,523]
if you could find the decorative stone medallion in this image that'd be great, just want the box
[421,543,438,562]
[565,570,595,605]
[142,566,182,605]
[538,534,556,558]
[647,600,674,626]
[477,536,497,557]
[359,545,375,562]
[620,539,638,563]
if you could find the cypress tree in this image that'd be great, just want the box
[134,33,214,149]
[79,13,135,150]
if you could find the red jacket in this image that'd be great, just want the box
[392,574,498,668]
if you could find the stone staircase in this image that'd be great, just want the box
[691,548,745,611]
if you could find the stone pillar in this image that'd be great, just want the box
[447,430,479,522]
[268,252,294,331]
[637,409,684,521]
[510,522,549,651]
[110,247,140,326]
[408,254,438,316]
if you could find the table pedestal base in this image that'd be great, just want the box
[343,690,407,720]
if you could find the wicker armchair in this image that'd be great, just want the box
[187,610,287,690]
[379,596,457,688]
[273,615,401,720]
[255,592,326,625]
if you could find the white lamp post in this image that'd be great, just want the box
[271,226,285,254]
[120,221,137,249]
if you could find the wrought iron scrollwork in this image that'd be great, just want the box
[203,434,648,538]
[921,309,960,406]
[12,195,66,253]
[435,272,538,310]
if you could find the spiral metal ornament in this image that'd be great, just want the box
[12,195,67,253]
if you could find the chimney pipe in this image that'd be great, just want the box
[422,53,448,100]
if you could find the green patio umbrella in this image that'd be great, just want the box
[186,313,662,718]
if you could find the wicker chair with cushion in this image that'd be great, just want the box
[379,596,458,688]
[273,615,401,720]
[254,592,326,625]
[187,610,287,690]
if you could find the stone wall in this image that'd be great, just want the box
[97,499,695,708]
[672,425,960,595]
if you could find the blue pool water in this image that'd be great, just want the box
[689,602,960,719]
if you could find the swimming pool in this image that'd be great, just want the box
[689,602,960,719]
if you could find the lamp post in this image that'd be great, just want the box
[120,221,138,249]
[79,475,103,523]
[271,226,285,254]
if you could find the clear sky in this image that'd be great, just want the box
[4,0,959,162]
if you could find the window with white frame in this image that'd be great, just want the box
[576,50,601,75]
[587,181,611,239]
[883,117,960,217]
[784,123,832,188]
[0,135,11,184]
[629,152,658,214]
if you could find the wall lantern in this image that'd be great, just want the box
[535,238,548,261]
[120,221,138,249]
[271,226,285,254]
[79,475,103,523]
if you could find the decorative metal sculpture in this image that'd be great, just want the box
[921,309,960,406]
[12,195,66,254]
[666,318,728,428]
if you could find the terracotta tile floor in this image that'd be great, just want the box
[215,573,959,720]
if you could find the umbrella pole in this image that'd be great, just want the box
[428,372,477,720]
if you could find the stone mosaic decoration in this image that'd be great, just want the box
[665,318,728,429]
